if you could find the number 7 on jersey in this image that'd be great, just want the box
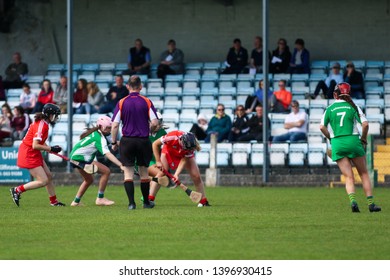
[336,111,346,127]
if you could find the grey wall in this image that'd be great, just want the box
[1,0,390,75]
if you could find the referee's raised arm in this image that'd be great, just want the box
[111,75,159,210]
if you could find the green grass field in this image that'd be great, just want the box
[0,185,389,260]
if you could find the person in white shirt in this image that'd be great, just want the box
[19,83,36,114]
[272,100,307,143]
[310,62,344,99]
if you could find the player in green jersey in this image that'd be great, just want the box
[70,116,124,206]
[320,82,381,213]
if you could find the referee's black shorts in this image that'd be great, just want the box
[119,136,152,167]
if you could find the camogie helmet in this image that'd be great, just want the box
[96,115,112,130]
[42,103,61,124]
[334,82,351,97]
[181,132,197,150]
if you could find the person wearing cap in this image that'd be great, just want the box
[111,75,159,210]
[190,113,208,141]
[309,62,344,99]
[343,62,365,99]
[272,100,308,143]
[289,38,310,74]
[222,38,249,74]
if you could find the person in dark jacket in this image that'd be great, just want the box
[239,104,269,142]
[98,75,129,113]
[228,105,249,142]
[343,62,365,99]
[289,38,310,74]
[123,38,151,75]
[270,38,291,74]
[222,38,248,74]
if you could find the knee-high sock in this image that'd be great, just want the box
[124,180,135,205]
[140,179,150,205]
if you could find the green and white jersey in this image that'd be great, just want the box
[321,100,367,138]
[70,130,110,163]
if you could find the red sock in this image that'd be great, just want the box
[49,195,58,204]
[16,185,26,194]
[199,197,208,205]
[148,195,155,201]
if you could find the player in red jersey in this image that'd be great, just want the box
[10,103,65,207]
[152,130,210,207]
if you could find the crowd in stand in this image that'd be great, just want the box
[0,36,369,146]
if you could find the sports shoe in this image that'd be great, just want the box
[10,188,20,207]
[51,201,66,207]
[143,200,155,209]
[351,202,360,213]
[197,201,211,208]
[369,203,381,212]
[128,203,136,210]
[96,197,115,206]
[70,201,85,207]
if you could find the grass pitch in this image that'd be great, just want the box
[0,185,389,260]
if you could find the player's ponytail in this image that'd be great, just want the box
[339,94,360,116]
[80,126,99,140]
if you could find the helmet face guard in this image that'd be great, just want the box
[42,103,61,124]
[180,132,197,150]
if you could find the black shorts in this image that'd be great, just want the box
[120,137,152,167]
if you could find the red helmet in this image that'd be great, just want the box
[334,82,351,96]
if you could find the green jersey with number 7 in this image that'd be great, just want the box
[321,100,367,138]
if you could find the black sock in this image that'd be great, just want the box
[140,180,150,205]
[124,180,135,205]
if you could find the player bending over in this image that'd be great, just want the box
[153,130,210,207]
[10,103,65,207]
[70,116,124,206]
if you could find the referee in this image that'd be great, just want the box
[111,75,159,210]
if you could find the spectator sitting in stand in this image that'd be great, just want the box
[190,113,208,141]
[19,83,36,114]
[123,38,151,76]
[205,104,232,143]
[309,62,343,99]
[270,38,291,74]
[53,76,68,113]
[249,36,270,74]
[98,75,129,114]
[11,105,30,140]
[32,79,54,113]
[3,52,28,89]
[0,103,13,142]
[245,79,273,113]
[271,79,292,113]
[222,38,248,74]
[343,61,365,99]
[272,100,307,143]
[239,104,269,142]
[289,38,310,74]
[157,39,184,80]
[86,81,104,115]
[73,78,88,114]
[228,105,249,142]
